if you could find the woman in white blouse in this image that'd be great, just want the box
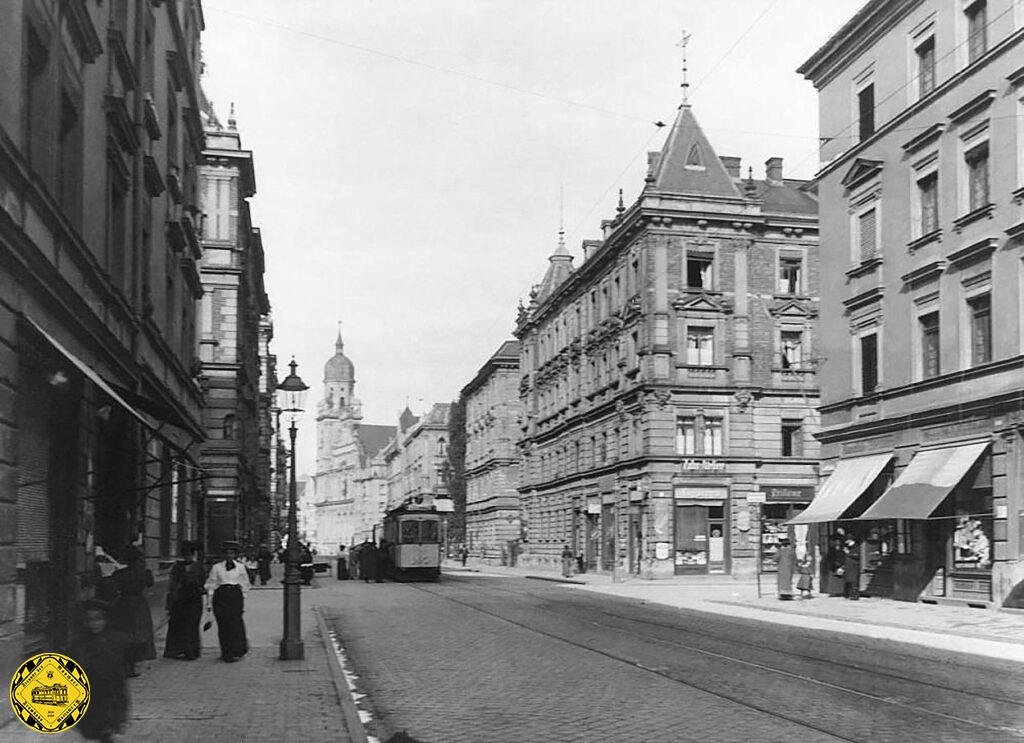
[204,541,251,662]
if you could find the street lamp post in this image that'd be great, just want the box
[277,357,308,660]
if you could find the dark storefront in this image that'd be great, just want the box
[673,486,728,574]
[759,486,813,573]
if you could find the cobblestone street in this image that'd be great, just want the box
[326,571,1024,743]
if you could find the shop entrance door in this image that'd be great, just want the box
[601,504,616,572]
[627,511,641,574]
[707,505,726,574]
[585,512,599,571]
[674,505,709,574]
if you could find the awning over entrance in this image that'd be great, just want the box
[857,440,990,521]
[786,453,892,524]
[25,316,195,454]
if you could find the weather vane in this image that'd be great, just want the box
[677,30,692,105]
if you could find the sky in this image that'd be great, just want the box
[198,0,864,475]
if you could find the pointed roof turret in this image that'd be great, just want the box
[324,323,354,382]
[536,216,574,303]
[646,104,741,197]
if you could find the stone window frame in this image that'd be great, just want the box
[852,63,876,143]
[907,14,937,105]
[912,288,941,381]
[910,149,941,241]
[775,247,807,296]
[848,182,882,266]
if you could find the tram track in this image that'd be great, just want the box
[402,576,1024,741]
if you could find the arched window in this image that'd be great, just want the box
[437,437,446,456]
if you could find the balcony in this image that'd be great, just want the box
[771,367,816,389]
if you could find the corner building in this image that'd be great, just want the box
[799,0,1024,606]
[515,102,820,578]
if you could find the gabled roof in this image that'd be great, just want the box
[647,105,740,198]
[840,158,884,189]
[356,424,397,462]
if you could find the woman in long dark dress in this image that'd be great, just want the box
[71,599,129,743]
[776,537,796,600]
[163,541,205,660]
[204,541,251,662]
[111,546,156,676]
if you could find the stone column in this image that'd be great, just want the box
[731,238,753,382]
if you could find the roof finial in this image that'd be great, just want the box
[616,188,625,217]
[558,185,565,252]
[745,166,758,197]
[676,30,692,107]
[335,321,344,352]
[227,101,237,131]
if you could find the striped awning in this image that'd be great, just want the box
[786,453,892,524]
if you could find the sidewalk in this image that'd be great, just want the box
[448,559,1024,662]
[1,565,357,742]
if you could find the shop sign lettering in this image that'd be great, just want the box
[680,458,725,472]
[764,486,814,502]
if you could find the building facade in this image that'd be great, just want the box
[197,105,272,555]
[462,340,523,564]
[515,102,821,578]
[384,403,452,515]
[312,332,395,552]
[799,0,1024,605]
[0,0,207,673]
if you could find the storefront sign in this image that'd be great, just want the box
[764,486,814,502]
[922,418,990,442]
[674,487,727,501]
[655,542,670,560]
[746,492,766,504]
[681,458,725,472]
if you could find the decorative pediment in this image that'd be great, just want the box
[674,292,730,313]
[769,298,816,318]
[841,158,884,189]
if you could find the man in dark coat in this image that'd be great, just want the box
[72,599,130,742]
[163,541,205,660]
[359,539,378,583]
[842,537,861,600]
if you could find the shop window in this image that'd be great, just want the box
[952,462,992,570]
[895,518,912,555]
[968,294,991,366]
[778,257,802,295]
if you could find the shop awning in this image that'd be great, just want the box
[25,316,196,454]
[857,440,990,521]
[786,453,892,524]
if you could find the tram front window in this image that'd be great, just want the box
[400,520,419,543]
[421,520,439,544]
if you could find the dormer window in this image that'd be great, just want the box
[685,144,705,170]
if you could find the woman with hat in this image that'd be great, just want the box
[204,541,251,662]
[111,545,156,676]
[163,541,206,660]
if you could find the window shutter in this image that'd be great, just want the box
[859,208,877,261]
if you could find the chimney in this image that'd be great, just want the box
[765,157,783,184]
[720,156,741,178]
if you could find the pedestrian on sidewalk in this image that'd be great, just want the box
[795,551,815,599]
[825,536,846,596]
[336,545,350,580]
[163,541,206,660]
[257,543,273,586]
[376,539,390,582]
[842,537,861,600]
[243,547,259,586]
[359,538,378,583]
[71,599,130,743]
[775,537,796,600]
[459,545,468,566]
[561,544,574,578]
[111,545,156,677]
[205,541,251,662]
[300,542,315,586]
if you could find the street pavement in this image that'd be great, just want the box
[1,564,356,743]
[325,570,1024,743]
[452,559,1024,661]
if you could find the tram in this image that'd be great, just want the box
[380,501,443,581]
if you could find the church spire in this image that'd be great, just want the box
[335,321,344,354]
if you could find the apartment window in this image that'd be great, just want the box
[686,254,713,289]
[108,175,128,291]
[686,326,714,366]
[781,420,803,457]
[860,333,879,394]
[676,417,696,455]
[920,312,940,378]
[966,143,990,212]
[917,171,939,235]
[25,24,51,178]
[858,83,875,141]
[916,37,936,97]
[858,206,878,261]
[676,414,722,456]
[57,91,83,228]
[778,257,802,295]
[780,330,804,369]
[967,1,988,64]
[969,294,991,365]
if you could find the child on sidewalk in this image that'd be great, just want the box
[71,599,130,742]
[796,553,815,599]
